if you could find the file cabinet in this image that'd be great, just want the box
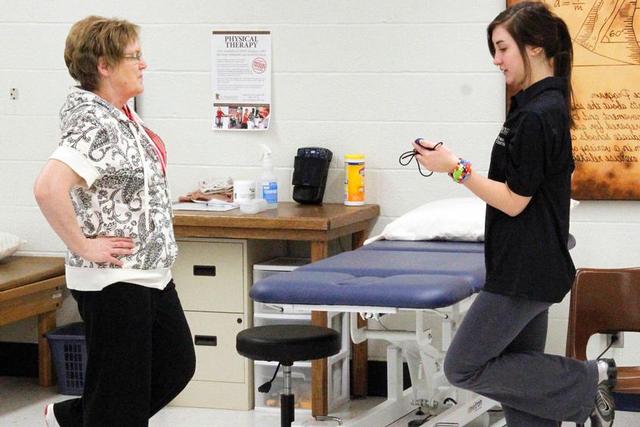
[170,238,281,409]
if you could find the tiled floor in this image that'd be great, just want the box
[1,376,386,427]
[1,376,637,426]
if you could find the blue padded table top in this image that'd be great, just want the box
[250,241,486,309]
[361,240,484,253]
[251,272,478,309]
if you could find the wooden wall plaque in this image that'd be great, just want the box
[506,0,640,199]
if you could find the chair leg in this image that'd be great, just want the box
[281,393,295,427]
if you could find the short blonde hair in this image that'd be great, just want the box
[64,16,139,91]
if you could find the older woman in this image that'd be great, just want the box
[34,16,195,427]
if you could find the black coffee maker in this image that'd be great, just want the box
[292,147,333,204]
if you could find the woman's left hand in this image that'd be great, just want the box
[412,139,459,174]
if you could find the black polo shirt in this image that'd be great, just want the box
[484,76,576,303]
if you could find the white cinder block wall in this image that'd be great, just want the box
[2,0,639,364]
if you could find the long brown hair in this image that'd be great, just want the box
[488,1,574,127]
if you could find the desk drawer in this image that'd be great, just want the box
[186,311,247,383]
[174,240,244,312]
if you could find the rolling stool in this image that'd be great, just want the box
[236,324,341,427]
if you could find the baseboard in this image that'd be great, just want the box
[0,342,38,377]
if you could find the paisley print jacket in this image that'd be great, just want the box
[50,88,177,291]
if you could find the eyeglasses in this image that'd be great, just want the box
[398,139,444,177]
[122,51,143,62]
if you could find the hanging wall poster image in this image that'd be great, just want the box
[211,30,271,131]
[507,0,640,199]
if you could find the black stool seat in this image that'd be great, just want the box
[236,324,340,364]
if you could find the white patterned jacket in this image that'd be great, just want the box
[50,88,177,291]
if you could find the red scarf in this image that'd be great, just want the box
[123,105,167,174]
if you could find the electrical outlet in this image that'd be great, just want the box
[606,332,624,348]
[9,88,18,100]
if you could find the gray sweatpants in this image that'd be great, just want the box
[443,291,598,426]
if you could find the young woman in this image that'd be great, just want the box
[35,16,195,426]
[413,2,616,426]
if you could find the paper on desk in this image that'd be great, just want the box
[173,202,237,212]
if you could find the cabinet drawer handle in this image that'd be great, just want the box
[194,335,217,346]
[193,265,216,276]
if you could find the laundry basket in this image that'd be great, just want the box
[46,322,87,395]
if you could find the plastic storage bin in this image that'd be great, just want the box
[46,322,87,395]
[252,257,350,412]
[254,362,313,411]
[253,346,349,413]
[254,315,310,328]
[253,257,311,319]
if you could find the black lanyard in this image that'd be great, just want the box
[398,140,443,177]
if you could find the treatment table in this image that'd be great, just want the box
[251,240,505,426]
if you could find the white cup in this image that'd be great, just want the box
[233,180,256,205]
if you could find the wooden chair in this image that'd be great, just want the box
[566,267,640,424]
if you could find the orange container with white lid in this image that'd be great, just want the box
[344,154,365,206]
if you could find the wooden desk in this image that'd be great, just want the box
[0,256,65,386]
[173,202,379,416]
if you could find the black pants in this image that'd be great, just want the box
[54,280,196,427]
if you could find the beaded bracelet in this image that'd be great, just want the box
[449,158,472,183]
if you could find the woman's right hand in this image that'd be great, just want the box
[78,236,135,267]
[413,139,459,174]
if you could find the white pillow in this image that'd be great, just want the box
[365,197,581,244]
[0,232,23,261]
[365,198,486,244]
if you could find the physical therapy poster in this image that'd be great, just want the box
[508,0,640,199]
[211,30,271,131]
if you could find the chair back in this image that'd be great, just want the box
[566,268,640,360]
[566,268,640,425]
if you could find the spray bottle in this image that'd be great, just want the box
[259,144,278,209]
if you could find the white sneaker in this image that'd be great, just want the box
[44,403,61,427]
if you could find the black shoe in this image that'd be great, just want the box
[590,358,617,427]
